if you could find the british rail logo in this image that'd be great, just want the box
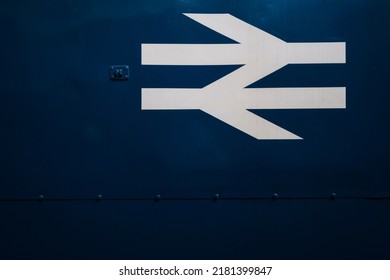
[141,14,346,140]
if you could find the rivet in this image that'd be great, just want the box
[155,194,161,201]
[272,193,279,200]
[96,194,103,201]
[213,194,220,200]
[37,195,44,202]
[330,193,337,200]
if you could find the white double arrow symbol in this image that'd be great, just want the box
[141,13,346,140]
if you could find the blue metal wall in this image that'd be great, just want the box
[0,0,389,259]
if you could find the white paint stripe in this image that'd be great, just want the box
[204,64,285,91]
[288,43,346,64]
[142,44,245,65]
[183,13,284,45]
[142,87,345,110]
[142,89,203,110]
[241,87,346,109]
[201,106,302,140]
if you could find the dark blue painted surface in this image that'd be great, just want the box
[0,0,389,259]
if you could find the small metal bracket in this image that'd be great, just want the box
[109,65,129,80]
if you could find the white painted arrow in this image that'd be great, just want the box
[141,13,346,140]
